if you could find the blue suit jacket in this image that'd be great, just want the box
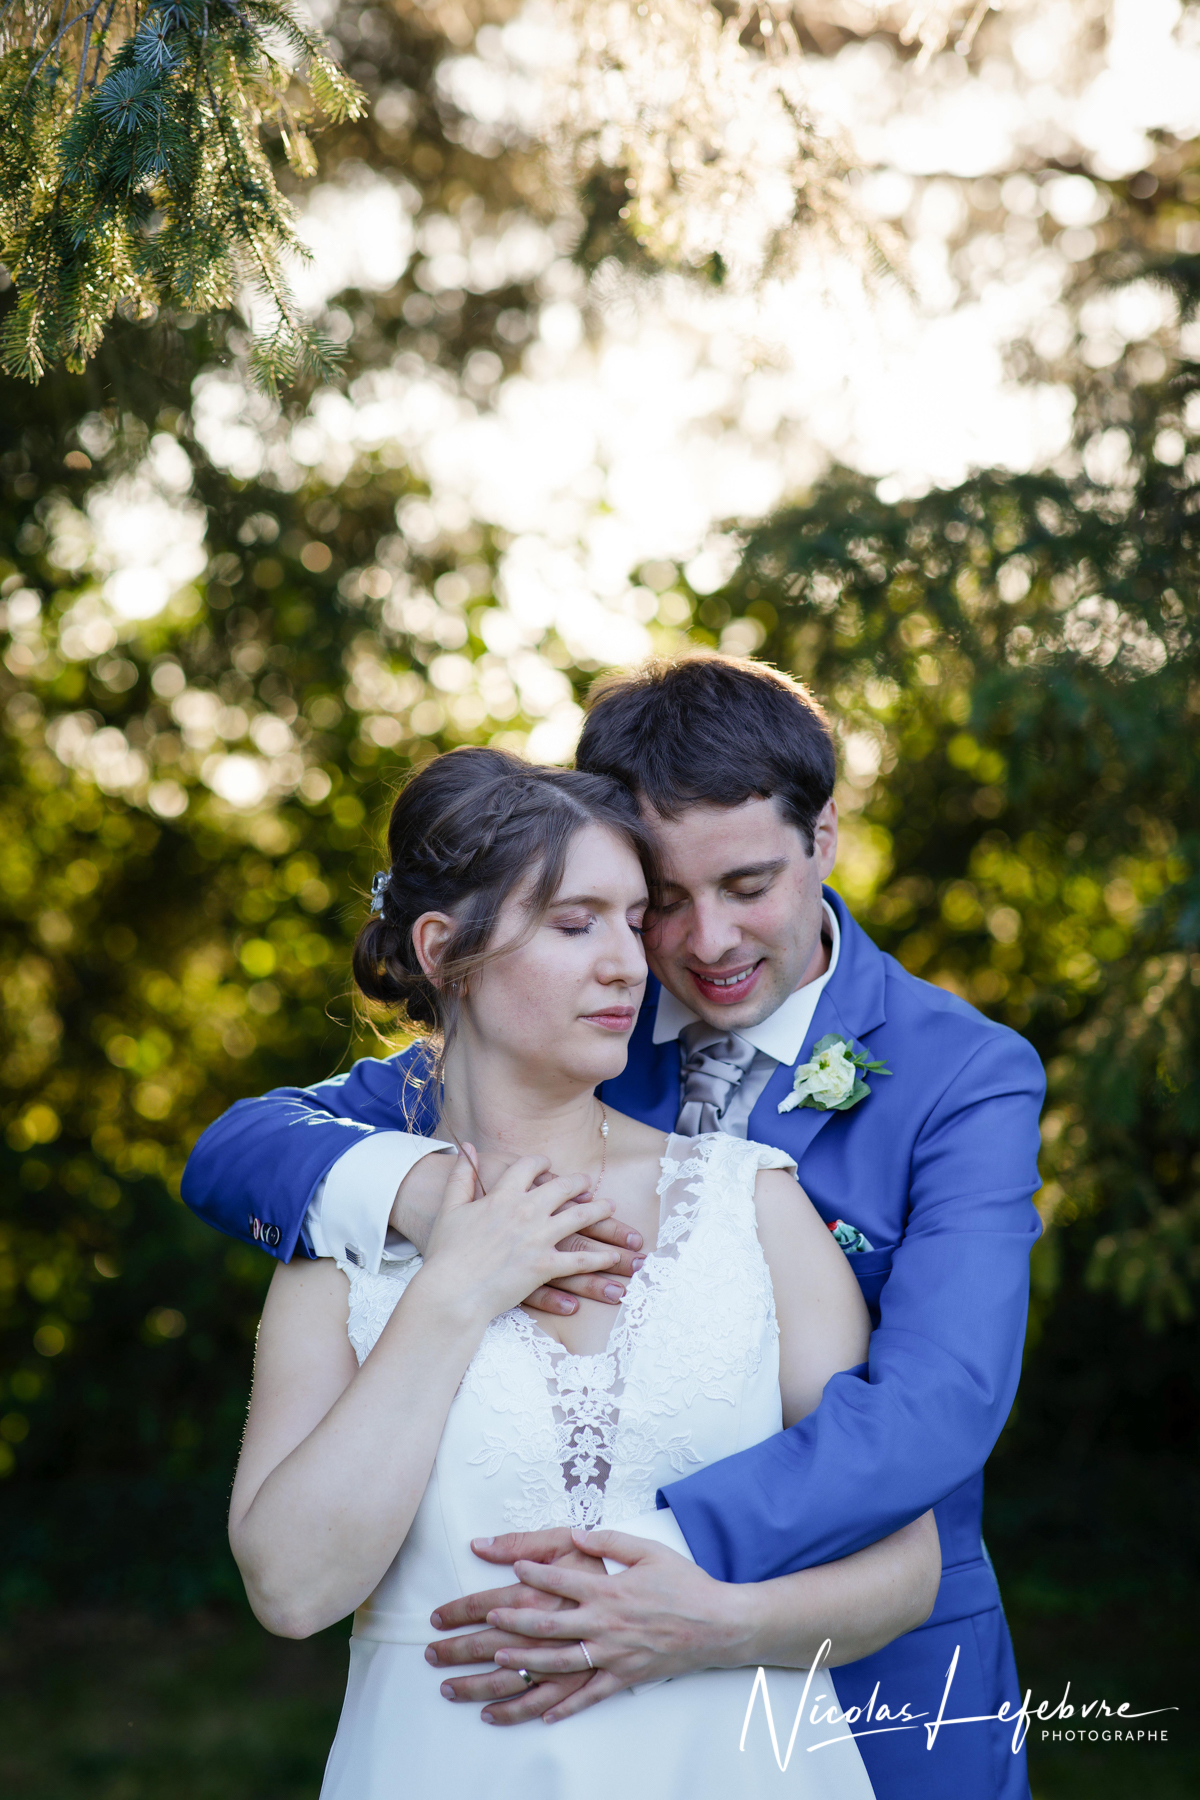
[183,889,1044,1799]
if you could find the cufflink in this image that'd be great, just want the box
[343,1245,362,1267]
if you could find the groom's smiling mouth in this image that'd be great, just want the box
[687,960,764,1006]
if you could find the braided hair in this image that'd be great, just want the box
[353,746,658,1064]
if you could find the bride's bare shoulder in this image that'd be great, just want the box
[603,1106,669,1162]
[261,1254,351,1334]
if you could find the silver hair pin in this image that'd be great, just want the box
[369,870,390,914]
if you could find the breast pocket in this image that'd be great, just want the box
[848,1246,895,1321]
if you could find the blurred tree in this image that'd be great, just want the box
[712,129,1200,1338]
[0,0,612,1591]
[1,0,1198,1623]
[1,0,880,386]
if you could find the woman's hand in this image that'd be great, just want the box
[482,1531,746,1721]
[391,1150,645,1318]
[428,1533,598,1724]
[419,1148,622,1323]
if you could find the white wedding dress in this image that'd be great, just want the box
[319,1132,876,1800]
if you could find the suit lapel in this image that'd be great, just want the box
[747,889,888,1154]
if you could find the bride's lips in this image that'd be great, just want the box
[581,1007,636,1032]
[687,960,764,1006]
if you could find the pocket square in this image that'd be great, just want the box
[828,1218,874,1254]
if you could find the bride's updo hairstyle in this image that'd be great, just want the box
[353,746,658,1057]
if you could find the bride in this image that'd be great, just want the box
[227,747,940,1799]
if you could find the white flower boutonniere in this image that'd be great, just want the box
[778,1033,892,1115]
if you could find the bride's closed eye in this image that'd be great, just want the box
[552,912,647,938]
[552,911,598,936]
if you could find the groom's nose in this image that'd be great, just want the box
[684,895,743,965]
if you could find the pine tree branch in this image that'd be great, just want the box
[0,0,365,384]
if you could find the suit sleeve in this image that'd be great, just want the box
[659,1029,1046,1582]
[180,1051,437,1264]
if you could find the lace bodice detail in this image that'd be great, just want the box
[342,1133,793,1540]
[321,1132,880,1800]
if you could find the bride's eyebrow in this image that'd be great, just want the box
[549,892,647,909]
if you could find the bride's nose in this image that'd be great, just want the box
[596,925,646,984]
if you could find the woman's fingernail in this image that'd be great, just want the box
[440,1683,455,1699]
[631,1256,646,1271]
[626,1232,643,1249]
[425,1646,438,1664]
[472,1537,494,1549]
[495,1651,511,1665]
[430,1611,442,1628]
[482,1711,495,1724]
[603,1283,623,1302]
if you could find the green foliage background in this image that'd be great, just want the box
[0,4,1198,1794]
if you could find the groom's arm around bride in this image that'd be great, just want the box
[183,655,1046,1800]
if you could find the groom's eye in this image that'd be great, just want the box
[728,884,769,901]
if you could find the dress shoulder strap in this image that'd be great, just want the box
[661,1131,796,1185]
[339,1255,422,1366]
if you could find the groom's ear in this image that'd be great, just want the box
[812,799,838,878]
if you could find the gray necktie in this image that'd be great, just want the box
[675,1021,760,1136]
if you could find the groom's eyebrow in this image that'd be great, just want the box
[719,858,788,884]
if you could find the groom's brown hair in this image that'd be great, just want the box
[577,654,836,851]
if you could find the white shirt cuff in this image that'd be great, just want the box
[601,1505,695,1575]
[304,1132,453,1273]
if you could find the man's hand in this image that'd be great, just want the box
[431,1527,746,1724]
[391,1156,645,1317]
[426,1529,600,1724]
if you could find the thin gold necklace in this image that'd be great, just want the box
[439,1100,609,1197]
[594,1099,610,1198]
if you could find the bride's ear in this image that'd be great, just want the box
[411,911,457,983]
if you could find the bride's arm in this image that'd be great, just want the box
[733,1166,940,1664]
[229,1254,481,1639]
[229,1157,619,1639]
[753,1165,872,1430]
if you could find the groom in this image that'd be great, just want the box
[183,654,1044,1799]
